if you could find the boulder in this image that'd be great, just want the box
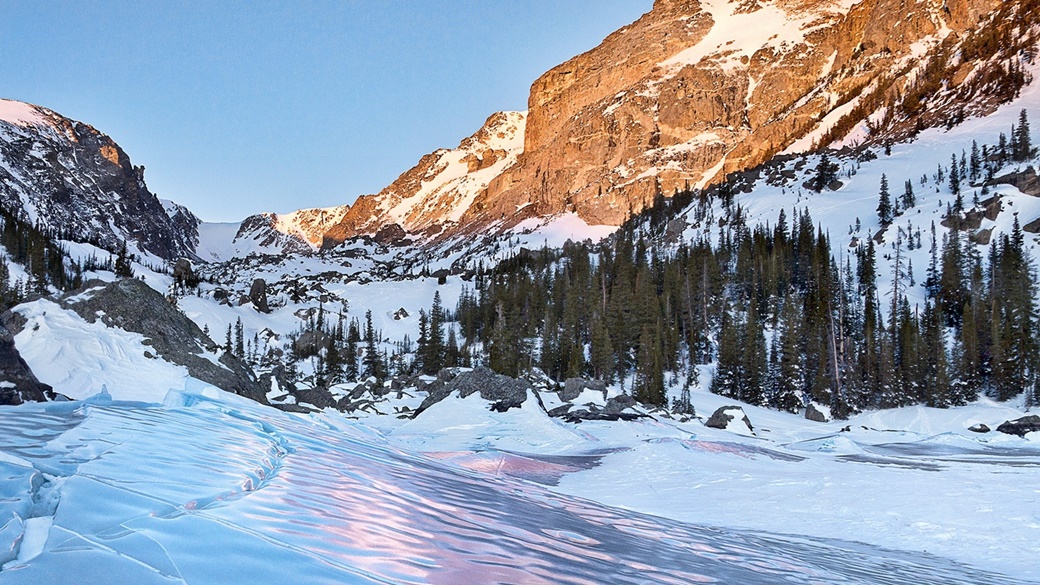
[59,279,265,403]
[292,387,337,410]
[968,423,991,433]
[805,403,829,423]
[292,330,329,357]
[705,406,754,433]
[560,378,607,402]
[393,307,410,320]
[996,415,1040,437]
[249,278,270,313]
[413,367,533,416]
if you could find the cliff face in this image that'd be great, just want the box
[456,0,1003,229]
[322,111,526,246]
[313,0,1022,247]
[0,99,200,260]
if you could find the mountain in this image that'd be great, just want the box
[0,99,200,261]
[309,0,1031,246]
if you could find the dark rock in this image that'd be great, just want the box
[249,278,270,313]
[60,279,265,403]
[0,311,54,405]
[805,403,829,423]
[292,387,337,410]
[970,228,992,245]
[393,307,410,320]
[547,404,573,417]
[968,423,990,433]
[213,288,230,303]
[237,294,252,307]
[705,406,754,432]
[603,393,636,414]
[996,415,1040,437]
[561,409,648,423]
[560,378,607,402]
[374,223,407,246]
[990,166,1040,197]
[172,258,197,287]
[413,367,533,416]
[292,330,329,357]
[257,365,296,396]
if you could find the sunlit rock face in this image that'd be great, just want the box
[464,0,1001,230]
[318,0,1006,245]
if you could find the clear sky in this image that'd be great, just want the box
[0,1,652,222]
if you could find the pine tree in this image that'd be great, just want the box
[633,324,666,407]
[325,336,343,386]
[949,153,961,195]
[813,153,837,192]
[877,174,893,224]
[970,140,981,183]
[770,297,804,412]
[711,304,742,399]
[362,310,385,381]
[1014,109,1032,162]
[234,317,245,357]
[902,179,915,210]
[426,291,446,374]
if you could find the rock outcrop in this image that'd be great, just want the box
[59,279,265,403]
[0,312,53,405]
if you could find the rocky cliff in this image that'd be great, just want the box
[0,99,200,260]
[315,0,1030,246]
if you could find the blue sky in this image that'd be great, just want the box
[0,1,651,221]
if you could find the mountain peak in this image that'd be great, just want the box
[0,99,50,128]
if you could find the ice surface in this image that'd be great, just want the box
[0,391,1032,584]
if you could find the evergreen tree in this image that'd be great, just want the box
[770,296,804,412]
[234,317,245,358]
[1014,109,1032,162]
[325,336,343,386]
[902,179,916,210]
[426,291,446,374]
[633,324,666,407]
[711,304,742,400]
[345,319,360,381]
[877,174,893,224]
[949,153,961,195]
[363,310,385,381]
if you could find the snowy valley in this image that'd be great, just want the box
[1,1,1040,583]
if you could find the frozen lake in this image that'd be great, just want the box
[0,390,1033,584]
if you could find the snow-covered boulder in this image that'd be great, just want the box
[996,415,1040,437]
[56,278,264,403]
[805,403,829,423]
[706,406,755,435]
[559,378,606,403]
[414,367,536,416]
